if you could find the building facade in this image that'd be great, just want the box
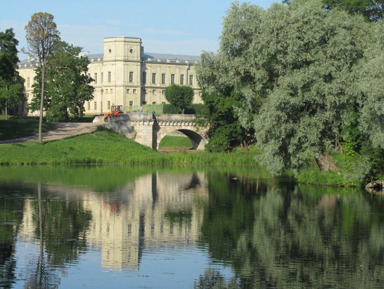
[18,37,202,115]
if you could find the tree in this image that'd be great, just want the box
[252,0,372,175]
[323,0,384,22]
[24,12,60,142]
[196,2,264,151]
[197,0,378,175]
[0,28,25,119]
[30,42,94,121]
[165,84,193,113]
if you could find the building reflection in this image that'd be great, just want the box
[19,171,208,271]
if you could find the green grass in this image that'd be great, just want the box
[159,136,193,149]
[0,119,57,140]
[0,126,260,166]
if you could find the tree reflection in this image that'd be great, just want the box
[199,173,384,288]
[194,268,239,289]
[24,181,92,287]
[0,184,25,289]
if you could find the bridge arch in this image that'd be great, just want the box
[156,128,208,151]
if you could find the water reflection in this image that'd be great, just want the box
[0,166,383,288]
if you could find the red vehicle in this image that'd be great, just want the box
[104,105,123,120]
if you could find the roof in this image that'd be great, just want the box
[19,50,200,67]
[143,52,200,63]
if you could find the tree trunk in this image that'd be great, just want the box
[38,65,45,143]
[314,151,339,173]
[5,83,8,120]
[4,98,8,121]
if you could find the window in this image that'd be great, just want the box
[105,89,108,94]
[27,77,30,87]
[101,72,103,83]
[180,74,184,85]
[152,73,156,84]
[94,101,97,110]
[110,89,113,94]
[129,72,133,82]
[189,75,193,85]
[126,89,130,93]
[133,89,136,94]
[143,72,146,84]
[88,102,90,110]
[162,90,165,95]
[108,71,111,83]
[152,89,156,95]
[107,101,111,110]
[94,73,97,84]
[162,73,166,84]
[171,74,175,84]
[152,102,156,104]
[129,101,133,106]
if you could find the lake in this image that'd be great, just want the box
[0,165,383,288]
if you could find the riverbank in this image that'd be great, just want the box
[0,119,374,189]
[0,126,259,166]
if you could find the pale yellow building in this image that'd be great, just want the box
[18,36,202,115]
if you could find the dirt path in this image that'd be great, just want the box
[0,122,103,144]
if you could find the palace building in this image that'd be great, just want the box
[17,37,202,115]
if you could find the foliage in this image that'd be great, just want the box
[0,28,26,118]
[164,84,194,113]
[24,12,60,65]
[323,0,384,21]
[30,42,94,121]
[200,0,382,176]
[253,0,372,175]
[24,12,60,142]
[158,135,192,149]
[199,90,251,152]
[196,3,264,152]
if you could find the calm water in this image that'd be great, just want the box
[0,165,383,289]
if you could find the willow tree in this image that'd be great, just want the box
[323,0,384,22]
[197,0,377,175]
[252,0,373,175]
[196,3,265,150]
[24,12,60,142]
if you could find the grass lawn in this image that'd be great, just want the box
[0,126,260,166]
[159,135,193,150]
[0,119,57,140]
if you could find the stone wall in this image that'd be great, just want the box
[101,112,208,150]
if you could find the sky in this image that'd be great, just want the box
[0,0,278,58]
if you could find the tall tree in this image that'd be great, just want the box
[323,0,384,21]
[252,0,371,175]
[165,84,194,114]
[30,42,94,121]
[197,0,377,175]
[0,28,25,119]
[24,12,60,142]
[196,3,264,151]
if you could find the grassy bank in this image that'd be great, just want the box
[0,126,259,166]
[0,119,57,140]
[159,135,193,150]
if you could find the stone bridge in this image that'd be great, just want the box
[95,113,209,151]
